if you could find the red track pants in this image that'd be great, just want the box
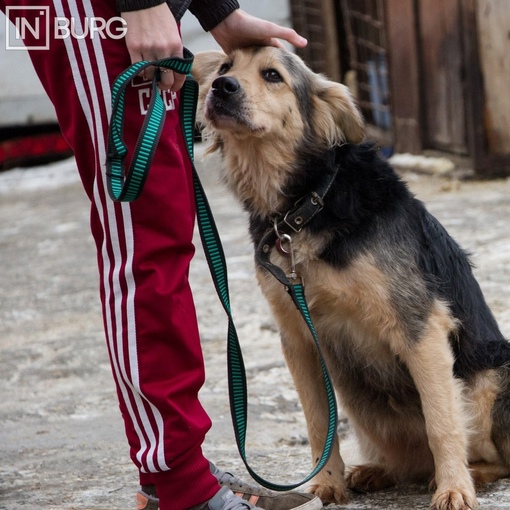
[1,1,219,507]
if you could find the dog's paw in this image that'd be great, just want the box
[346,464,396,493]
[308,481,349,505]
[430,488,478,510]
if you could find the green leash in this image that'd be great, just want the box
[106,49,195,201]
[106,50,338,491]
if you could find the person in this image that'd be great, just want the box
[1,1,322,509]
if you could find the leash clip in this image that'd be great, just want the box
[273,222,300,281]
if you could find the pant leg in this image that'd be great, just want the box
[1,1,218,507]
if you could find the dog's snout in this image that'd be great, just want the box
[211,76,240,99]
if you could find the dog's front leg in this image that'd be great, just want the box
[280,328,349,505]
[399,306,477,510]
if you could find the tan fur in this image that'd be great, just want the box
[398,304,477,509]
[194,48,364,217]
[467,370,501,463]
[192,47,509,509]
[466,371,510,484]
[309,80,366,148]
[256,253,406,503]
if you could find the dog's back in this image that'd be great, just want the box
[418,204,510,374]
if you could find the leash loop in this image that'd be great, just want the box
[106,48,195,202]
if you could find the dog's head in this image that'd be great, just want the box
[192,46,365,151]
[192,47,366,216]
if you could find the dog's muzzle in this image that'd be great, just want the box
[211,76,240,100]
[206,76,247,127]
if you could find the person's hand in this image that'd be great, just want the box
[210,9,307,54]
[122,4,185,91]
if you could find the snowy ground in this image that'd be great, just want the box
[0,148,509,509]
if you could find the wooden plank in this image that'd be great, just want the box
[418,0,466,152]
[462,0,487,171]
[321,0,341,82]
[462,0,510,176]
[476,0,510,154]
[385,0,422,153]
[290,0,332,79]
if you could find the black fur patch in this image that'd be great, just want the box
[249,143,510,379]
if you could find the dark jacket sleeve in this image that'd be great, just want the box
[116,0,167,12]
[188,0,240,31]
[116,0,240,31]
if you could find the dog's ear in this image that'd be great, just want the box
[191,51,226,85]
[311,80,366,145]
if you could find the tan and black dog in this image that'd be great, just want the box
[192,47,510,510]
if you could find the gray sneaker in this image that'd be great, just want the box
[189,486,322,510]
[136,463,323,510]
[189,486,257,510]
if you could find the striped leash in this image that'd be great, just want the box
[105,49,338,490]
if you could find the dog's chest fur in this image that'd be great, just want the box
[250,144,435,361]
[256,247,424,417]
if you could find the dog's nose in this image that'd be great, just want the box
[211,76,240,99]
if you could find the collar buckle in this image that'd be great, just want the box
[282,191,324,233]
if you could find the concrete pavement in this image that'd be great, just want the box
[1,148,509,509]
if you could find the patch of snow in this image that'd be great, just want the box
[0,157,79,195]
[389,153,455,175]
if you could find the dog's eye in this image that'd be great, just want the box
[261,68,283,83]
[218,62,232,76]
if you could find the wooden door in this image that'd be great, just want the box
[418,0,467,153]
[475,0,510,155]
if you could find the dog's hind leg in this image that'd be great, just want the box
[470,462,510,486]
[398,302,477,510]
[279,328,349,505]
[346,464,396,493]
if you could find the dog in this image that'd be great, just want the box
[192,46,510,510]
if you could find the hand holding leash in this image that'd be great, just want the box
[106,48,196,202]
[122,4,185,91]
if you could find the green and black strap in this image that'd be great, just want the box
[106,48,195,201]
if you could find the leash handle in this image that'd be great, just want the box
[106,49,195,201]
